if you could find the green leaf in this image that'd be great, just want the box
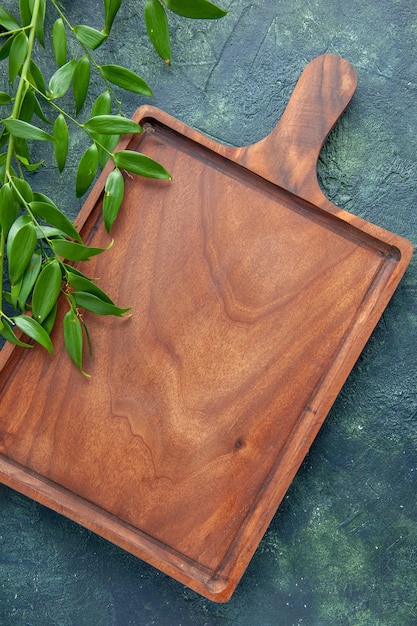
[20,88,50,125]
[73,291,131,316]
[52,18,67,66]
[103,167,124,232]
[7,217,37,285]
[32,191,52,203]
[12,176,33,203]
[32,94,50,124]
[48,59,76,99]
[35,226,65,239]
[163,0,227,18]
[92,91,112,117]
[73,55,90,114]
[0,182,18,235]
[81,319,93,356]
[10,275,23,309]
[0,7,20,31]
[19,87,36,122]
[73,25,108,50]
[28,60,46,94]
[99,64,153,97]
[0,91,12,105]
[13,314,53,354]
[103,0,122,34]
[63,308,89,375]
[62,264,94,280]
[31,259,62,323]
[2,118,54,141]
[13,136,28,163]
[33,192,73,218]
[50,239,109,262]
[3,291,14,307]
[90,93,114,166]
[18,248,42,310]
[83,115,142,136]
[53,113,68,172]
[0,321,33,348]
[113,150,171,179]
[0,152,8,182]
[145,0,171,65]
[9,31,29,84]
[97,134,120,169]
[35,0,46,47]
[16,155,44,172]
[0,37,13,63]
[16,156,43,172]
[7,214,32,241]
[66,271,114,304]
[19,0,32,27]
[42,301,58,335]
[76,144,99,197]
[30,200,82,243]
[0,160,10,185]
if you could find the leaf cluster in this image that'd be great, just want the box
[0,0,226,374]
[144,0,228,65]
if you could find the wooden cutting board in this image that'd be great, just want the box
[0,54,413,602]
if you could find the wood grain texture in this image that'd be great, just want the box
[0,54,413,601]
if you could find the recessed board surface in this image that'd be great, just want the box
[0,119,403,597]
[0,55,413,602]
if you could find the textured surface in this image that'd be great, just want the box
[1,0,416,623]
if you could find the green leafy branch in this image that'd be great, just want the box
[144,0,227,65]
[0,0,226,375]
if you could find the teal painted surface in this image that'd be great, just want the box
[1,0,416,624]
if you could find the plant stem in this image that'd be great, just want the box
[4,0,42,182]
[1,0,42,322]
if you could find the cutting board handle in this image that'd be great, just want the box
[236,54,358,204]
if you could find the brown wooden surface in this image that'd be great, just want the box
[0,54,413,602]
